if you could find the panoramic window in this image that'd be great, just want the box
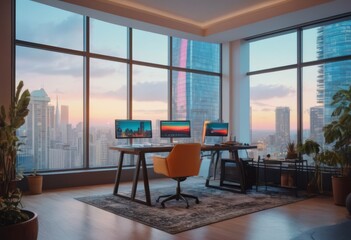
[90,19,128,58]
[249,18,351,163]
[89,58,128,167]
[249,32,297,72]
[16,46,84,171]
[250,69,297,159]
[132,29,168,65]
[172,71,220,143]
[15,0,221,172]
[132,65,168,148]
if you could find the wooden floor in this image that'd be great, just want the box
[22,178,349,240]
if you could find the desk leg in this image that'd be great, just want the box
[131,154,142,200]
[206,150,220,186]
[141,154,151,206]
[113,151,124,195]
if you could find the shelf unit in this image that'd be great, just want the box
[255,158,307,196]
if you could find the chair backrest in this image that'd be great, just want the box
[166,143,201,178]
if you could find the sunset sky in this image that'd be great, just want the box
[15,0,321,132]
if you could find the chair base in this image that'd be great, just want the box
[156,177,200,208]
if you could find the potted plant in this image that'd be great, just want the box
[286,141,298,159]
[298,139,323,193]
[322,86,351,206]
[26,170,43,195]
[0,81,38,239]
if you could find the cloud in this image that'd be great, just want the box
[251,84,295,100]
[132,81,167,101]
[91,81,167,102]
[17,46,83,77]
[17,14,83,51]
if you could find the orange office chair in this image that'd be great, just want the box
[152,143,202,208]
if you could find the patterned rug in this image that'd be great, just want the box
[76,179,306,234]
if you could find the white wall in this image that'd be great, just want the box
[222,40,250,144]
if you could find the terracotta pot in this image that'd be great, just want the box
[286,153,298,159]
[281,173,288,186]
[331,175,351,206]
[0,210,38,240]
[27,175,43,195]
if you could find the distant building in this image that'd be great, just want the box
[317,20,351,124]
[310,106,324,144]
[26,88,51,170]
[275,106,290,149]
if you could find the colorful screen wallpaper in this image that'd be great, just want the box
[160,121,191,138]
[115,120,152,138]
[205,122,228,136]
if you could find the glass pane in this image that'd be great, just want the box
[250,69,297,159]
[302,60,351,160]
[172,71,220,143]
[132,65,168,146]
[16,46,84,172]
[132,29,168,65]
[90,19,127,58]
[172,38,220,73]
[89,58,127,167]
[16,0,83,50]
[249,32,297,71]
[303,20,351,62]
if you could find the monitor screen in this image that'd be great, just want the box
[205,122,229,137]
[160,120,191,138]
[115,120,152,139]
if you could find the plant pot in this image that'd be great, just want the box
[331,175,351,206]
[27,175,43,195]
[0,210,38,240]
[281,173,289,186]
[286,153,298,159]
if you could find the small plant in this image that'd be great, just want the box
[286,141,297,159]
[298,139,323,193]
[0,80,31,226]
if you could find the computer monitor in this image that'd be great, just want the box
[115,119,152,139]
[160,120,191,138]
[205,122,229,137]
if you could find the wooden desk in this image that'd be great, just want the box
[110,144,257,206]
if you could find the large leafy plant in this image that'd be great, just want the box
[0,81,31,226]
[323,86,351,176]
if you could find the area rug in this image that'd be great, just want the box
[76,179,306,234]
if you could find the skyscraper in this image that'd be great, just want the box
[172,38,220,142]
[317,20,351,124]
[275,106,290,149]
[26,88,51,170]
[61,105,69,125]
[310,106,324,144]
[61,105,69,144]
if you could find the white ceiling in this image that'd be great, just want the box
[40,0,351,43]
